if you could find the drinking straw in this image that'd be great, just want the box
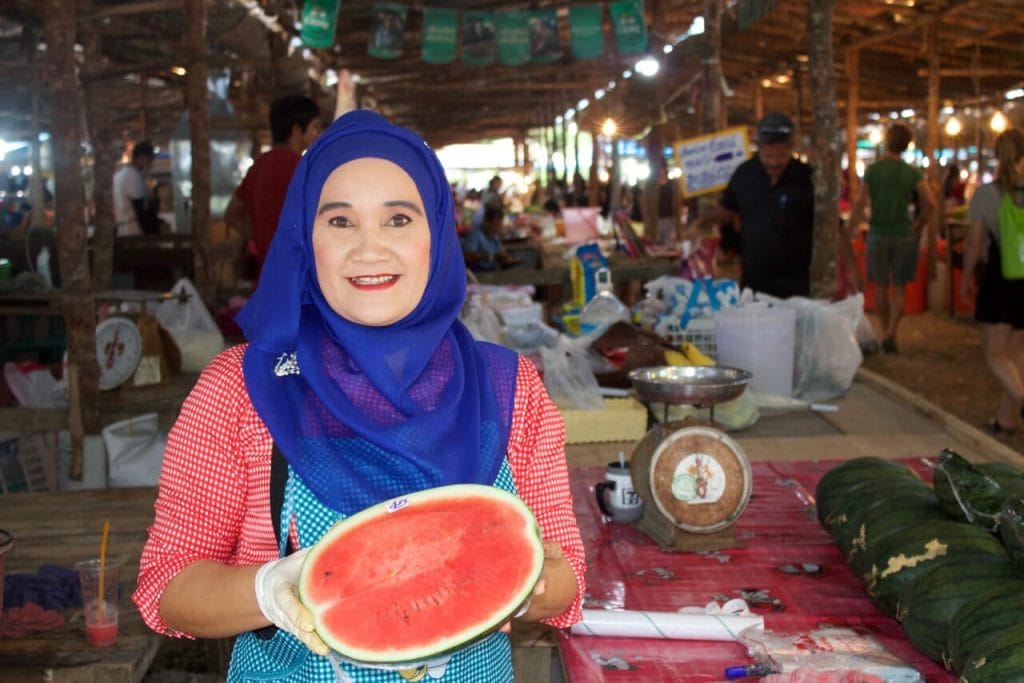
[97,520,110,623]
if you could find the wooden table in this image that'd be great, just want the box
[0,486,163,682]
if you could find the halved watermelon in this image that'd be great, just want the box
[298,484,545,665]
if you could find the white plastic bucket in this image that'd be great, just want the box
[714,305,796,397]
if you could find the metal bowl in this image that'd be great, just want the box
[628,365,753,406]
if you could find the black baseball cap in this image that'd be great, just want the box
[756,112,794,144]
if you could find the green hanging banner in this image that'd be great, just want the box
[367,3,407,59]
[569,4,604,61]
[609,0,648,56]
[300,0,341,49]
[461,11,497,66]
[528,8,562,64]
[496,10,530,66]
[422,7,457,64]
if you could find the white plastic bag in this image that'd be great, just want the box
[780,297,862,402]
[829,293,880,352]
[540,335,605,410]
[102,413,166,487]
[154,278,225,373]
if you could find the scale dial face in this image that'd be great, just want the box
[95,316,143,390]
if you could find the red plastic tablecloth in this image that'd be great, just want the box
[560,458,956,682]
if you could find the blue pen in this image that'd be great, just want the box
[724,663,775,679]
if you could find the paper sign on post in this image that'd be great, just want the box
[675,127,752,198]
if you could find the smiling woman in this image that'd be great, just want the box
[133,110,585,682]
[312,157,431,327]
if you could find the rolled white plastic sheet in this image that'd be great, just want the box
[570,608,764,642]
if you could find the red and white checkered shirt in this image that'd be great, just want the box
[133,344,585,636]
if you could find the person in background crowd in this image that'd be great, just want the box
[225,94,322,276]
[959,128,1024,435]
[652,162,683,246]
[845,123,935,354]
[720,112,815,298]
[944,163,967,207]
[134,110,584,681]
[113,141,162,236]
[462,204,520,271]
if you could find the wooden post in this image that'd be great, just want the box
[40,0,100,478]
[701,0,723,134]
[793,65,804,152]
[588,133,601,208]
[754,82,764,122]
[807,0,841,300]
[560,113,569,186]
[845,48,860,207]
[81,0,117,291]
[28,39,47,230]
[925,22,941,283]
[184,0,214,307]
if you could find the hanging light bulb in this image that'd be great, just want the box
[601,118,618,137]
[991,110,1008,134]
[944,116,962,137]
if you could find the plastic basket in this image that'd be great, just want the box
[664,317,717,360]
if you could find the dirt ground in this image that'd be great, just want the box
[861,310,1024,456]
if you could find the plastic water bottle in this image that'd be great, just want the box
[36,246,53,288]
[579,267,630,337]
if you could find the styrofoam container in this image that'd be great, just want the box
[714,305,796,397]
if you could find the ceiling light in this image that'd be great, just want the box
[170,66,187,76]
[601,118,617,137]
[944,116,962,137]
[635,57,660,77]
[594,89,606,100]
[1006,88,1024,100]
[991,110,1008,133]
[901,108,915,118]
[578,98,590,111]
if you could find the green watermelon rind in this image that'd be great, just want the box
[863,520,1007,618]
[945,581,1024,674]
[298,484,545,665]
[814,457,920,525]
[896,554,1024,663]
[957,622,1024,682]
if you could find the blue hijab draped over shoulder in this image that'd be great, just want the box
[237,110,518,515]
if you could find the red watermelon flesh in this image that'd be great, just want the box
[299,484,545,664]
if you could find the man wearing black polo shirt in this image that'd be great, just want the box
[720,112,814,298]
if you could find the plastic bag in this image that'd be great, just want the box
[829,293,880,352]
[102,413,166,487]
[154,278,225,373]
[780,297,862,402]
[740,625,922,682]
[650,390,759,431]
[539,335,605,410]
[3,361,67,408]
[460,297,503,343]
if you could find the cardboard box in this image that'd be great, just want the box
[560,398,649,444]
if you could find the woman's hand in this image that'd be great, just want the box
[254,548,330,655]
[499,540,575,633]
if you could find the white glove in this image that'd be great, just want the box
[254,548,329,656]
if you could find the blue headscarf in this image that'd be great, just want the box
[237,110,518,516]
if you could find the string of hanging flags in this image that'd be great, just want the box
[300,1,650,65]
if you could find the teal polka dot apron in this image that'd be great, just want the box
[227,460,519,682]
